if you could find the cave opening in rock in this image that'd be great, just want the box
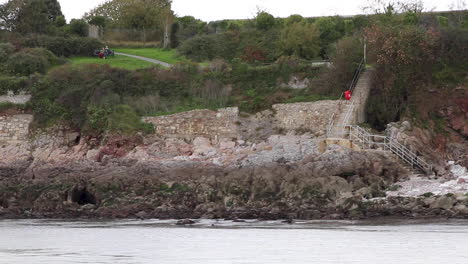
[74,135,81,144]
[71,187,97,205]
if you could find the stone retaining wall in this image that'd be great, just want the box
[273,101,339,137]
[142,107,240,140]
[143,102,338,140]
[0,93,32,104]
[0,114,33,142]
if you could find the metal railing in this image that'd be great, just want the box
[348,58,365,94]
[344,125,432,174]
[327,101,355,138]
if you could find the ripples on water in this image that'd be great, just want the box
[1,219,468,264]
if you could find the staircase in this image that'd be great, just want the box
[326,59,433,175]
[346,125,432,174]
[327,59,369,138]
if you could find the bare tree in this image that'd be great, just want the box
[361,0,429,15]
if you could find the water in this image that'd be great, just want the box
[1,219,468,264]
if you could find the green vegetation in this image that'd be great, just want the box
[1,0,467,137]
[114,48,186,64]
[421,192,435,198]
[69,56,155,70]
[365,9,468,130]
[28,58,323,133]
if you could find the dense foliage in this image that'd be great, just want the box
[365,10,468,130]
[27,58,325,133]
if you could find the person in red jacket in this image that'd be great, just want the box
[344,90,352,100]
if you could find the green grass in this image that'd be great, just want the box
[69,56,155,70]
[114,48,187,65]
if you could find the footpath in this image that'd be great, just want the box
[115,52,173,68]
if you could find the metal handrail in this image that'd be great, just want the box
[348,58,365,94]
[344,125,432,174]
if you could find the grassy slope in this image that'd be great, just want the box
[114,48,187,64]
[69,56,155,70]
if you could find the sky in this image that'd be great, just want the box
[0,0,464,22]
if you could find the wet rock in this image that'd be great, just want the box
[176,219,195,225]
[135,211,150,220]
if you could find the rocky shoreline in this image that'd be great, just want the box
[1,128,467,221]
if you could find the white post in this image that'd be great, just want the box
[364,42,367,66]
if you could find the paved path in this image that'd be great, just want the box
[115,52,173,68]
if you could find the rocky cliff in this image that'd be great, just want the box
[1,100,467,220]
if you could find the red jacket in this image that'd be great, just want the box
[344,90,352,100]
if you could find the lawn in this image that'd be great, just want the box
[114,48,187,65]
[69,56,155,70]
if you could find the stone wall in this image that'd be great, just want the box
[88,25,102,39]
[0,92,31,104]
[142,107,240,140]
[0,114,33,142]
[143,102,339,140]
[273,101,339,137]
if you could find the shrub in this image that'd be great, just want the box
[107,105,154,134]
[24,35,103,57]
[22,47,65,66]
[0,76,33,94]
[0,43,15,62]
[256,12,276,31]
[68,19,89,37]
[177,34,223,61]
[6,52,49,75]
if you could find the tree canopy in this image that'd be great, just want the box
[0,0,64,34]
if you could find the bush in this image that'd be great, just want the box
[6,52,49,75]
[0,43,15,62]
[107,105,154,134]
[22,48,65,66]
[24,35,104,57]
[177,34,223,61]
[0,76,33,94]
[256,12,276,31]
[68,19,89,37]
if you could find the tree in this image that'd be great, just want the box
[88,16,107,28]
[255,11,276,31]
[285,14,304,25]
[0,0,63,34]
[314,17,345,58]
[279,22,321,60]
[85,0,174,45]
[69,19,89,37]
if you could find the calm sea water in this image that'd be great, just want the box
[1,219,468,264]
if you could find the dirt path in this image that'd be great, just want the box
[115,52,173,68]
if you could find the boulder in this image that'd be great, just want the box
[430,196,456,210]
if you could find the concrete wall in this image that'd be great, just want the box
[351,70,374,124]
[0,114,33,142]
